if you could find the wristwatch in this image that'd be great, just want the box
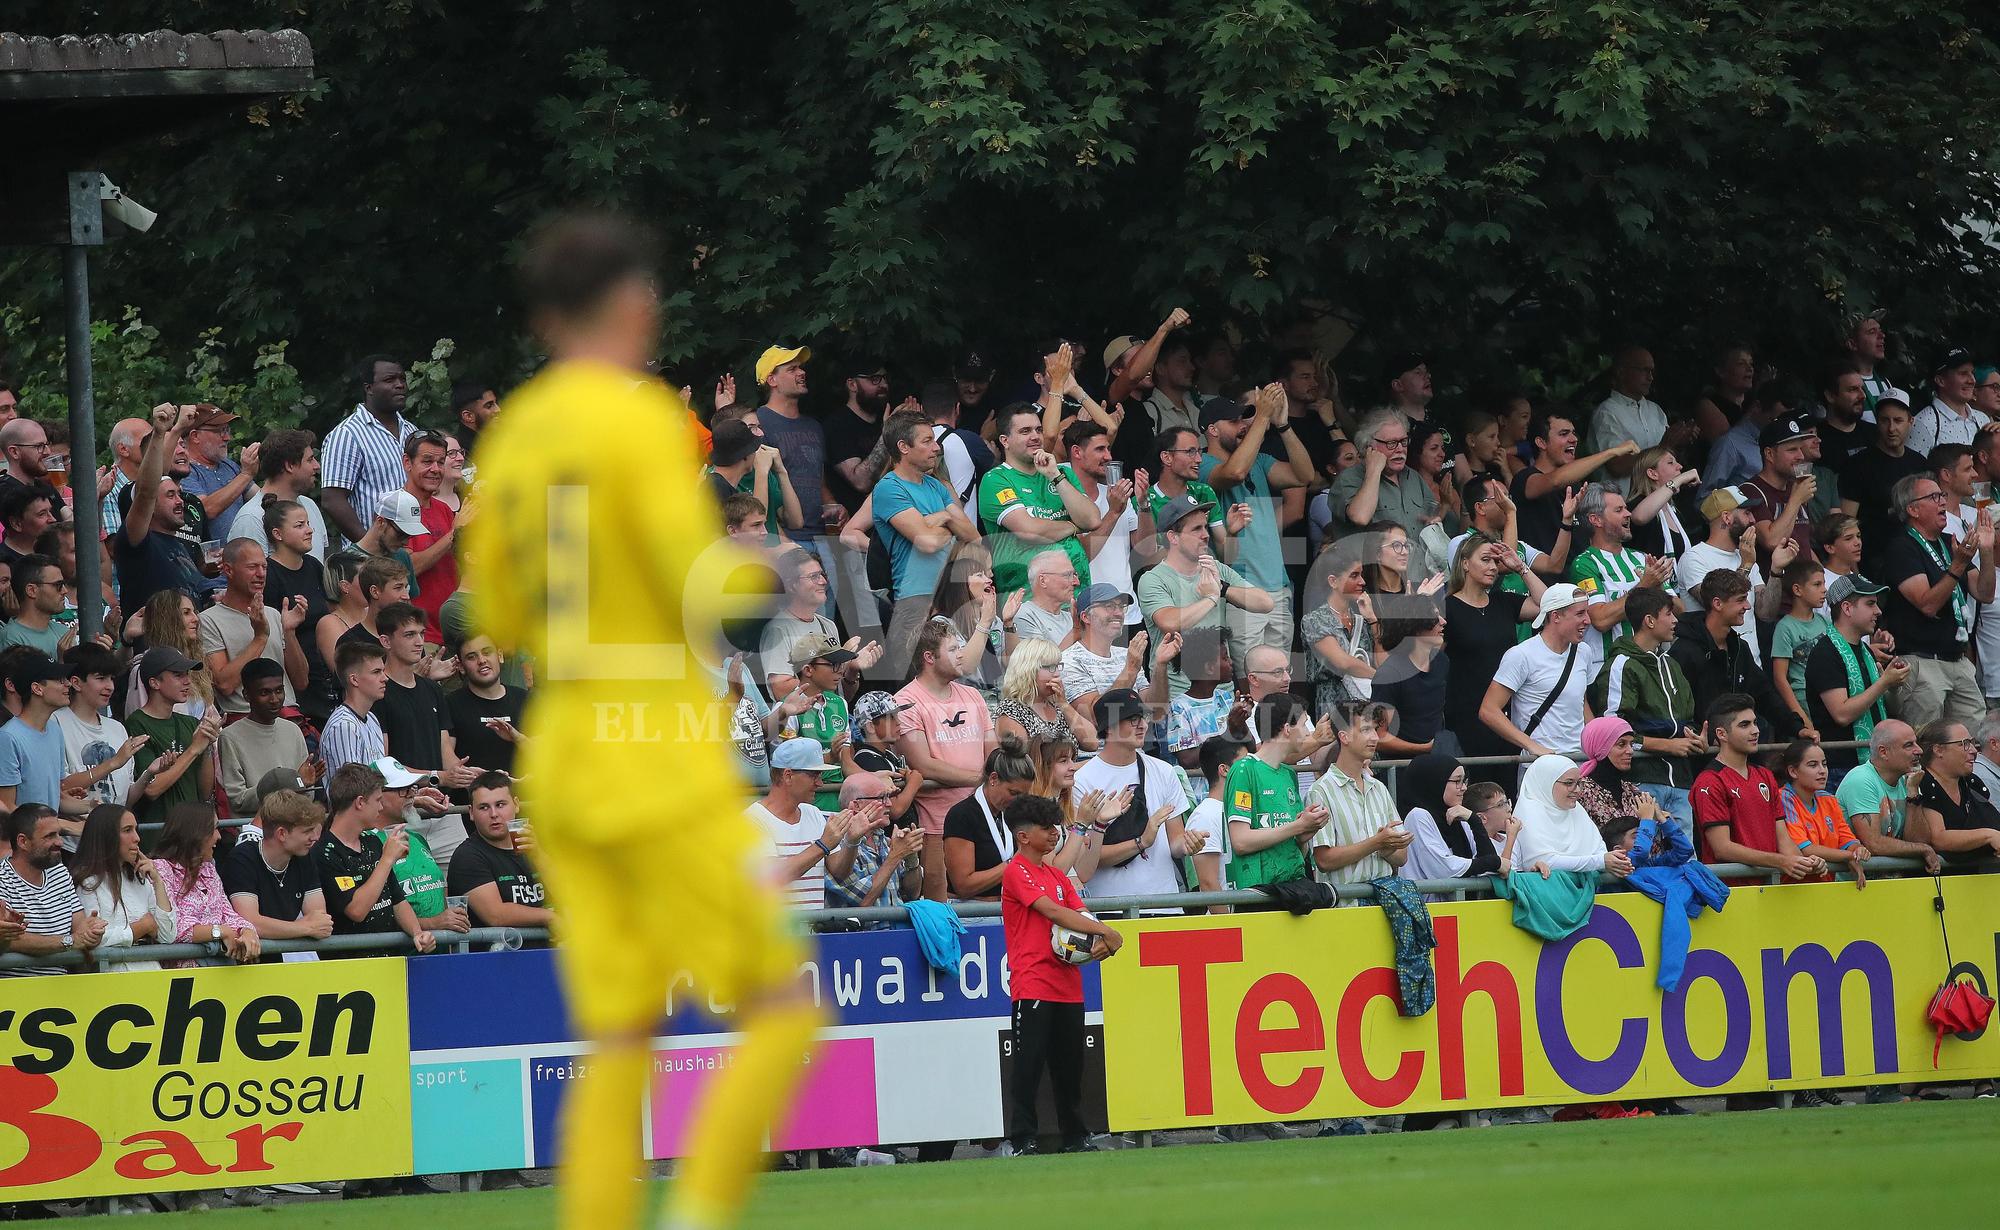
[1217,582,1231,606]
[61,933,74,950]
[210,924,223,942]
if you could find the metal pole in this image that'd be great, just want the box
[63,172,106,643]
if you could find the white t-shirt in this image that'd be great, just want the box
[933,425,979,521]
[1071,751,1188,904]
[1060,641,1143,703]
[1184,797,1231,877]
[748,801,828,910]
[226,491,328,561]
[1493,633,1603,756]
[1077,476,1140,624]
[1675,540,1762,665]
[52,708,136,830]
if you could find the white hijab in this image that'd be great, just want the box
[1512,754,1607,867]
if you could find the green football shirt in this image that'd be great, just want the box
[1222,755,1306,889]
[978,463,1091,597]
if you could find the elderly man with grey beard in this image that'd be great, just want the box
[821,772,922,917]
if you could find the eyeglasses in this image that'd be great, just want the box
[1163,446,1203,457]
[1937,737,1979,750]
[1909,491,1948,504]
[1249,666,1292,678]
[1446,772,1468,785]
[1383,539,1412,552]
[1373,436,1410,450]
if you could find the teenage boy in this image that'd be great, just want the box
[1184,735,1249,909]
[222,789,336,942]
[1591,586,1703,832]
[0,655,91,821]
[1000,794,1123,1155]
[54,646,150,816]
[218,658,313,814]
[447,771,554,928]
[319,640,390,778]
[126,648,222,825]
[1223,694,1331,890]
[314,761,437,949]
[375,602,470,865]
[1691,694,1817,879]
[1306,701,1411,895]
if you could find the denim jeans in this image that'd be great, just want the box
[1636,783,1694,839]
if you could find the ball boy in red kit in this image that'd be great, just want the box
[1001,795,1125,1154]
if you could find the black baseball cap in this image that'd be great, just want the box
[1093,687,1148,731]
[1757,414,1815,450]
[1934,346,1975,375]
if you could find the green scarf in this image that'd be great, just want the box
[1828,633,1885,742]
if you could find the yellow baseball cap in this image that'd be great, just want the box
[756,344,811,386]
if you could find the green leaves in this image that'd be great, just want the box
[0,0,1995,431]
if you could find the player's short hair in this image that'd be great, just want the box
[519,211,660,320]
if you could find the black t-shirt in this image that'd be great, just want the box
[704,470,737,508]
[1819,417,1876,473]
[112,529,205,613]
[1508,466,1566,554]
[444,837,546,921]
[446,685,528,785]
[1847,449,1931,567]
[822,406,884,513]
[1880,531,1967,661]
[941,793,1006,900]
[1443,589,1528,742]
[1371,648,1449,746]
[265,556,334,714]
[1802,635,1871,770]
[314,829,404,934]
[219,840,321,924]
[376,675,450,769]
[1914,771,2000,864]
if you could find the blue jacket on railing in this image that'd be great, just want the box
[1625,817,1729,991]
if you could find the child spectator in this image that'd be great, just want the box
[1183,735,1248,908]
[1779,738,1871,887]
[218,658,312,815]
[1000,795,1122,1154]
[1768,557,1830,735]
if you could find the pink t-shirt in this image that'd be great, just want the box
[894,679,993,835]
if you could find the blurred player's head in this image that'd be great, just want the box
[519,211,662,370]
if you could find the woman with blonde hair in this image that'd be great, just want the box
[997,638,1099,750]
[1626,444,1701,560]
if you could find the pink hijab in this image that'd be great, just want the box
[1579,715,1633,778]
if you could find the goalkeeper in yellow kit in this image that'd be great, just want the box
[462,212,820,1230]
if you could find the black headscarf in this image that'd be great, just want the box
[1400,750,1500,873]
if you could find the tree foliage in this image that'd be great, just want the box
[3,0,1998,433]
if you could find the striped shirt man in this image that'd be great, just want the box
[319,703,386,780]
[322,404,418,545]
[0,857,82,977]
[1306,764,1398,900]
[1571,545,1651,651]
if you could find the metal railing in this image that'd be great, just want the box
[5,853,1980,969]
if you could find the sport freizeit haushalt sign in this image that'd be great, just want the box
[1100,876,1999,1128]
[0,961,411,1198]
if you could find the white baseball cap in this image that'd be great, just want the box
[375,490,427,535]
[1532,582,1591,629]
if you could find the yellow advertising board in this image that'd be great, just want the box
[1103,876,2000,1129]
[0,960,412,1199]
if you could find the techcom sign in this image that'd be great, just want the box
[1100,877,2000,1127]
[0,963,412,1198]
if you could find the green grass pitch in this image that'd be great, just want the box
[62,1100,1998,1229]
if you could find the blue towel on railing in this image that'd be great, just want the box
[1626,818,1729,991]
[902,899,966,973]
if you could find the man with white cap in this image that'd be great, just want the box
[1481,581,1602,758]
[352,487,427,598]
[1674,484,1769,662]
[749,739,863,910]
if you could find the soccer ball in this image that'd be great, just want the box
[1052,915,1099,965]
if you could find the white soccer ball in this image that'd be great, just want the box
[1052,914,1100,965]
